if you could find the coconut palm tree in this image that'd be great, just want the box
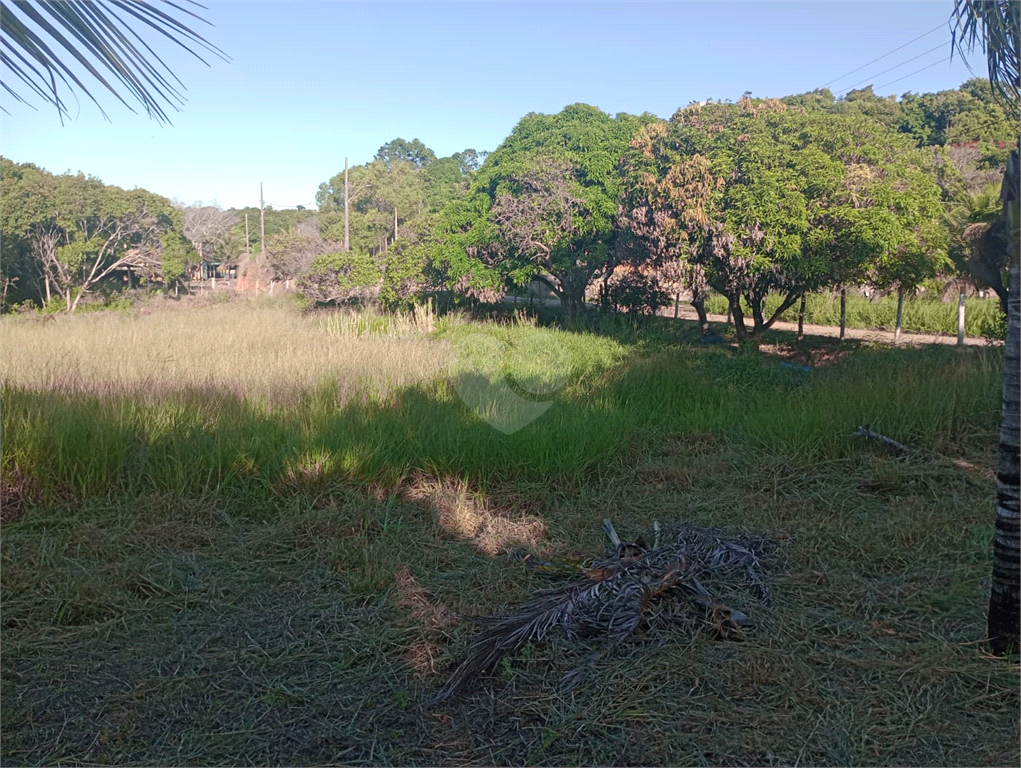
[0,0,227,125]
[951,0,1020,656]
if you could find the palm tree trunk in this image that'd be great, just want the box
[987,146,1020,656]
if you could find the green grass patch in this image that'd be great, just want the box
[705,291,1005,338]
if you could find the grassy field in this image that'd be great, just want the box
[1,296,1017,766]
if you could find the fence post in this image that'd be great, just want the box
[894,288,904,345]
[957,288,966,346]
[839,286,846,341]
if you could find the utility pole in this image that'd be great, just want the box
[344,157,350,252]
[260,182,266,260]
[245,213,250,257]
[392,205,398,250]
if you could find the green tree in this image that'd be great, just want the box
[375,138,437,169]
[436,103,652,314]
[623,99,947,340]
[422,150,486,213]
[298,250,382,306]
[0,158,190,311]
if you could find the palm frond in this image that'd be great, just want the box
[950,0,1021,119]
[0,0,229,125]
[432,520,774,704]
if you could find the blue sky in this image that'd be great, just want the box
[0,1,988,210]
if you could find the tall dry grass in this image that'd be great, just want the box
[0,299,449,403]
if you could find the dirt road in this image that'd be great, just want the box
[664,305,999,347]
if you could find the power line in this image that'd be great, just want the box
[821,22,946,88]
[873,56,953,92]
[837,42,946,95]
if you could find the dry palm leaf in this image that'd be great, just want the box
[431,519,773,704]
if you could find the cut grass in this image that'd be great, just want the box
[2,447,1015,766]
[1,300,1016,766]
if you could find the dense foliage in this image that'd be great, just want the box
[432,105,657,313]
[2,79,1013,322]
[0,157,194,312]
[620,99,949,337]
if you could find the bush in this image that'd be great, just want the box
[602,271,671,318]
[298,251,382,306]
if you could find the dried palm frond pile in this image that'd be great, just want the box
[432,518,774,704]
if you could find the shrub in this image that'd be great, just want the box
[602,271,671,318]
[298,251,382,306]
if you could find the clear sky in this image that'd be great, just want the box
[0,0,988,211]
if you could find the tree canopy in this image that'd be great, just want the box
[434,103,656,311]
[0,156,193,311]
[620,99,948,338]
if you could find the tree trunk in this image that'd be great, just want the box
[674,292,680,319]
[750,295,766,337]
[797,292,806,341]
[344,158,350,253]
[564,289,585,320]
[987,145,1020,656]
[691,296,710,336]
[894,288,905,345]
[729,297,747,341]
[839,286,846,341]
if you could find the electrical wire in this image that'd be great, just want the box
[873,56,953,92]
[821,21,946,88]
[837,42,947,95]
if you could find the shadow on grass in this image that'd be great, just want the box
[0,339,1002,516]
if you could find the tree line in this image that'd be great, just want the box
[1,79,1013,330]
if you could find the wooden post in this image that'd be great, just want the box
[894,288,905,345]
[260,182,266,260]
[344,157,350,252]
[797,292,806,341]
[674,292,680,319]
[957,287,966,346]
[245,213,250,257]
[839,286,847,341]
